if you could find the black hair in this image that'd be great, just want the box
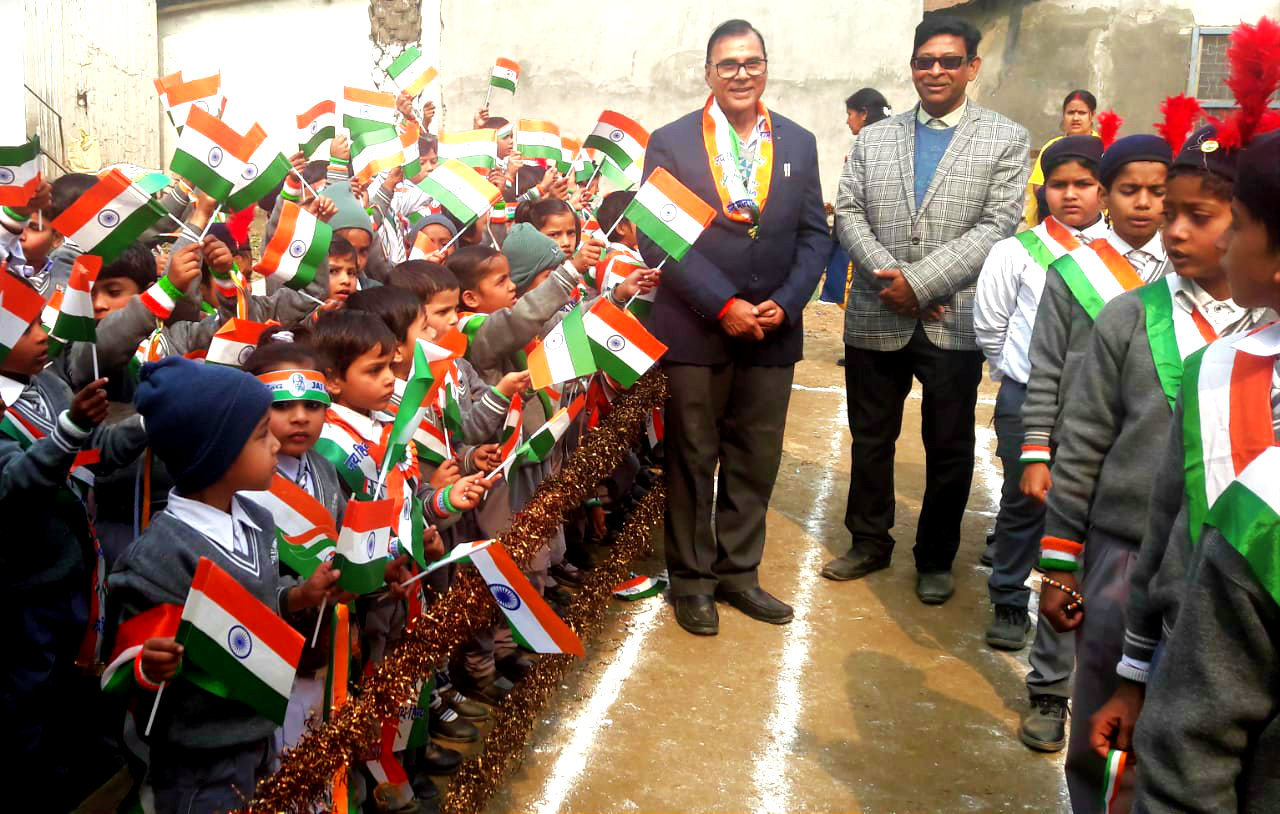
[390,260,459,302]
[418,133,438,156]
[845,88,891,126]
[706,19,767,63]
[447,245,503,293]
[1233,133,1280,251]
[525,198,581,247]
[1167,165,1234,203]
[482,117,510,131]
[515,164,546,195]
[1063,89,1098,113]
[329,233,357,261]
[596,191,635,234]
[312,309,397,375]
[913,15,982,59]
[303,160,329,186]
[242,326,330,376]
[98,242,158,290]
[49,173,97,221]
[345,285,422,342]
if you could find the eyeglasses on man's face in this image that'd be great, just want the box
[910,55,970,71]
[709,58,768,79]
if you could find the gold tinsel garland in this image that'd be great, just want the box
[442,482,666,814]
[248,370,668,813]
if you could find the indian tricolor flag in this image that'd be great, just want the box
[385,340,437,473]
[496,392,523,480]
[517,120,561,162]
[100,603,182,694]
[526,303,597,391]
[387,46,438,96]
[467,542,583,656]
[413,416,450,465]
[176,557,304,725]
[601,253,654,318]
[49,169,168,263]
[334,497,394,595]
[244,474,339,579]
[49,255,101,345]
[207,318,274,367]
[170,107,253,202]
[341,87,398,138]
[226,125,292,212]
[437,129,498,170]
[583,297,667,387]
[583,111,648,171]
[255,201,332,290]
[489,58,520,93]
[0,136,41,207]
[154,71,223,132]
[418,159,501,226]
[297,100,336,157]
[557,136,581,175]
[518,394,585,464]
[352,122,418,183]
[625,166,716,261]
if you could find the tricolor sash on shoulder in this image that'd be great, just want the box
[1204,445,1280,609]
[1182,321,1280,544]
[1052,239,1145,320]
[1138,276,1219,411]
[1014,216,1082,272]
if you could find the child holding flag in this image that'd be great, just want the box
[108,356,341,813]
[0,287,149,812]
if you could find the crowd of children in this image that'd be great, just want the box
[0,81,662,814]
[974,17,1280,814]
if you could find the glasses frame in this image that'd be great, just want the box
[910,55,971,71]
[709,58,768,79]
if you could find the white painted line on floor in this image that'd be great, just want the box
[532,597,665,814]
[972,424,1003,518]
[751,393,847,814]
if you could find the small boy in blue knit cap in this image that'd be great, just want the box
[108,356,341,813]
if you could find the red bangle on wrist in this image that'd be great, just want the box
[717,297,738,320]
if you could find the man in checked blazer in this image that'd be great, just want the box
[829,16,1030,604]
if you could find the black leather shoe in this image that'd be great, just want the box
[673,594,718,635]
[419,743,463,775]
[715,586,794,624]
[916,571,956,605]
[820,550,891,581]
[496,651,535,682]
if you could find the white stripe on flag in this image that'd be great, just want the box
[1234,446,1280,513]
[1198,342,1238,507]
[1072,247,1128,304]
[633,181,704,248]
[183,587,297,700]
[65,186,153,248]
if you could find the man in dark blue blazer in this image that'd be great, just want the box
[638,19,830,636]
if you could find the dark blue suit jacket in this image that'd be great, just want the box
[638,107,831,366]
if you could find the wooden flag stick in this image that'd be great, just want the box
[144,681,166,737]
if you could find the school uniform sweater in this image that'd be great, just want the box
[1039,282,1265,568]
[1021,234,1168,457]
[1131,527,1280,814]
[107,496,298,750]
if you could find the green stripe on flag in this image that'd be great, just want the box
[519,144,562,161]
[421,182,482,225]
[313,437,371,496]
[1206,479,1280,608]
[583,134,635,170]
[176,619,290,725]
[289,219,331,290]
[171,149,234,201]
[387,48,422,79]
[277,532,335,579]
[1137,280,1184,411]
[300,126,335,158]
[228,153,292,212]
[343,115,392,140]
[629,201,692,261]
[599,157,636,191]
[1181,347,1211,545]
[561,308,597,376]
[93,200,168,262]
[490,76,517,92]
[0,136,39,166]
[334,552,387,595]
[1053,254,1107,320]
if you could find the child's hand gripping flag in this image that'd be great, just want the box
[526,302,597,391]
[624,166,716,262]
[100,603,183,694]
[50,169,169,262]
[176,557,305,725]
[254,200,333,290]
[0,135,41,207]
[417,159,501,231]
[583,297,668,387]
[467,542,583,656]
[297,100,337,157]
[243,473,339,578]
[154,71,223,132]
[334,497,395,595]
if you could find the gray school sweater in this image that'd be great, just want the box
[108,498,299,750]
[1021,254,1170,453]
[1131,529,1280,814]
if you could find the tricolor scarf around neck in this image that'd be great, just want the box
[1138,276,1220,410]
[1051,237,1148,320]
[1181,321,1280,545]
[701,96,773,228]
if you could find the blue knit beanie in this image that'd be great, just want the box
[1097,134,1173,188]
[135,356,273,494]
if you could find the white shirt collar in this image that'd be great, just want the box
[0,374,28,408]
[710,97,767,150]
[916,100,967,130]
[328,402,385,444]
[276,452,303,483]
[164,490,262,557]
[1107,230,1168,263]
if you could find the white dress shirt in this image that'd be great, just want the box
[1109,231,1169,284]
[1169,275,1256,338]
[974,216,1112,383]
[164,490,264,577]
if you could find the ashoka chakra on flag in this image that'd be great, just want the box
[228,624,253,658]
[98,210,120,228]
[0,168,14,184]
[289,240,306,258]
[242,163,259,180]
[209,146,224,166]
[490,583,522,611]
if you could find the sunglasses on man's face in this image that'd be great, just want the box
[910,55,969,71]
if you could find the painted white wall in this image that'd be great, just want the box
[437,0,924,201]
[158,0,442,164]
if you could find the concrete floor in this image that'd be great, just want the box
[486,304,1071,814]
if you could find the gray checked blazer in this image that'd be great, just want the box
[836,101,1030,352]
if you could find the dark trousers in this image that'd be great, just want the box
[149,738,276,814]
[663,361,793,596]
[844,324,984,572]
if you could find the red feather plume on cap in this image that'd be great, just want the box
[1155,94,1203,154]
[1097,110,1123,150]
[1208,17,1280,152]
